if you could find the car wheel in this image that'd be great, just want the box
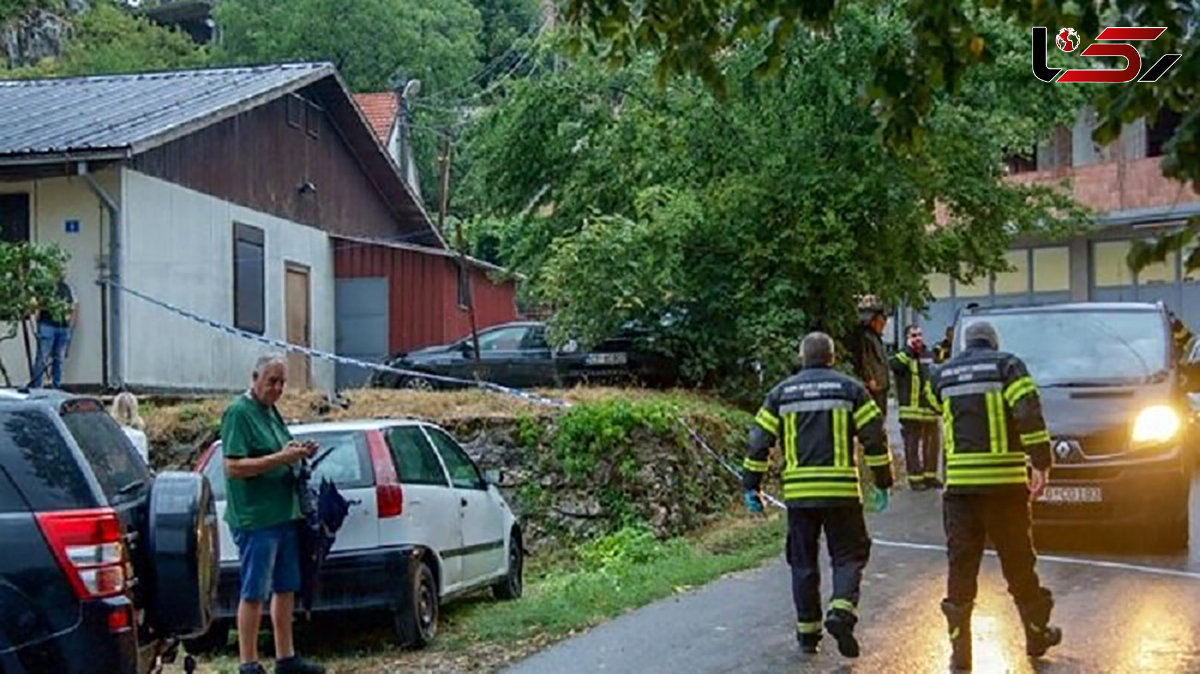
[493,530,524,600]
[182,619,231,655]
[402,375,434,392]
[394,560,439,649]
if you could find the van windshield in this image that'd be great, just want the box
[959,310,1169,386]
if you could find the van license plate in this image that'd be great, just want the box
[1037,486,1102,503]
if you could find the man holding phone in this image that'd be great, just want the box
[221,354,325,674]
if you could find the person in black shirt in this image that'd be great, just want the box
[30,269,77,389]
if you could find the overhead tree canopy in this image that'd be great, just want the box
[213,0,483,94]
[561,0,1199,276]
[459,6,1090,395]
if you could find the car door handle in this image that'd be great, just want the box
[461,498,468,507]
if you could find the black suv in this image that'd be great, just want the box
[954,303,1193,549]
[0,390,219,673]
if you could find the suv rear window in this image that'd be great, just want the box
[0,409,95,512]
[58,403,149,503]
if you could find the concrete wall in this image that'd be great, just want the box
[120,169,335,392]
[0,171,118,387]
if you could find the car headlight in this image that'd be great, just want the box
[1131,405,1181,445]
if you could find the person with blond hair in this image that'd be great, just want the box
[112,391,149,464]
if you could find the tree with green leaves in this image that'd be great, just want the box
[0,242,68,386]
[460,7,1090,397]
[561,0,1198,276]
[2,1,208,77]
[213,0,483,94]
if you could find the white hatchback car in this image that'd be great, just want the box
[187,418,523,651]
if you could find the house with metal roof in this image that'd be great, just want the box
[0,63,516,393]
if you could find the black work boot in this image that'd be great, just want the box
[1017,590,1062,658]
[824,608,860,658]
[941,600,973,671]
[275,655,325,674]
[797,631,822,654]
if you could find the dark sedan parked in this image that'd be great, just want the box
[369,322,678,390]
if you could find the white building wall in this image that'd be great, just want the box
[120,169,335,392]
[0,171,116,387]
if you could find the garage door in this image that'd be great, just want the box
[335,278,389,390]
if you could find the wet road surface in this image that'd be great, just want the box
[507,409,1200,673]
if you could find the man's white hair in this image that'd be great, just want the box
[253,352,288,375]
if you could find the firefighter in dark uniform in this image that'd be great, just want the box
[934,325,954,364]
[890,325,940,490]
[926,322,1061,671]
[743,332,893,659]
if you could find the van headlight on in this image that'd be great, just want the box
[1131,405,1181,445]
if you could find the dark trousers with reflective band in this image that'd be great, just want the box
[786,505,871,630]
[900,420,939,483]
[943,490,1044,607]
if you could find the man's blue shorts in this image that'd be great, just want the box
[232,521,302,603]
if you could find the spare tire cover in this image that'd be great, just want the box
[148,471,219,638]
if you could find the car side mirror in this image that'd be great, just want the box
[483,468,502,486]
[459,342,475,356]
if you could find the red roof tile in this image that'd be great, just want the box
[354,92,397,142]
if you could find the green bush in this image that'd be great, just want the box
[577,524,679,572]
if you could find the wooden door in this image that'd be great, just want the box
[285,264,312,389]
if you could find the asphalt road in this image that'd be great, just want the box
[507,410,1200,674]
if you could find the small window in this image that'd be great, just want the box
[1147,108,1181,158]
[294,431,373,489]
[456,263,470,308]
[1093,240,1133,288]
[59,404,150,504]
[1032,247,1070,292]
[956,275,989,298]
[306,102,321,139]
[476,326,529,352]
[927,273,951,299]
[0,193,30,243]
[1004,149,1037,174]
[993,250,1030,295]
[423,427,483,490]
[1138,249,1177,286]
[233,223,265,334]
[523,325,550,350]
[286,95,303,129]
[386,427,449,486]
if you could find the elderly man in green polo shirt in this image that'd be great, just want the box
[221,354,323,674]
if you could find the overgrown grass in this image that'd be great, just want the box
[181,514,784,673]
[437,514,783,650]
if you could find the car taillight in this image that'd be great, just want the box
[367,431,403,519]
[35,508,127,600]
[107,604,133,633]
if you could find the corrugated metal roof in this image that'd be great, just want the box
[0,63,333,158]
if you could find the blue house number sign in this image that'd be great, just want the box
[65,219,80,234]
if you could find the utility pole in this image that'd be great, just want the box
[437,129,482,366]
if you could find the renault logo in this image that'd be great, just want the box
[1054,440,1073,460]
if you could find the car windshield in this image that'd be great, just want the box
[959,310,1168,386]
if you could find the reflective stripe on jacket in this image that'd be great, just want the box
[926,345,1051,492]
[743,367,894,506]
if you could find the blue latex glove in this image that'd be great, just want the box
[865,485,890,513]
[744,490,765,514]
